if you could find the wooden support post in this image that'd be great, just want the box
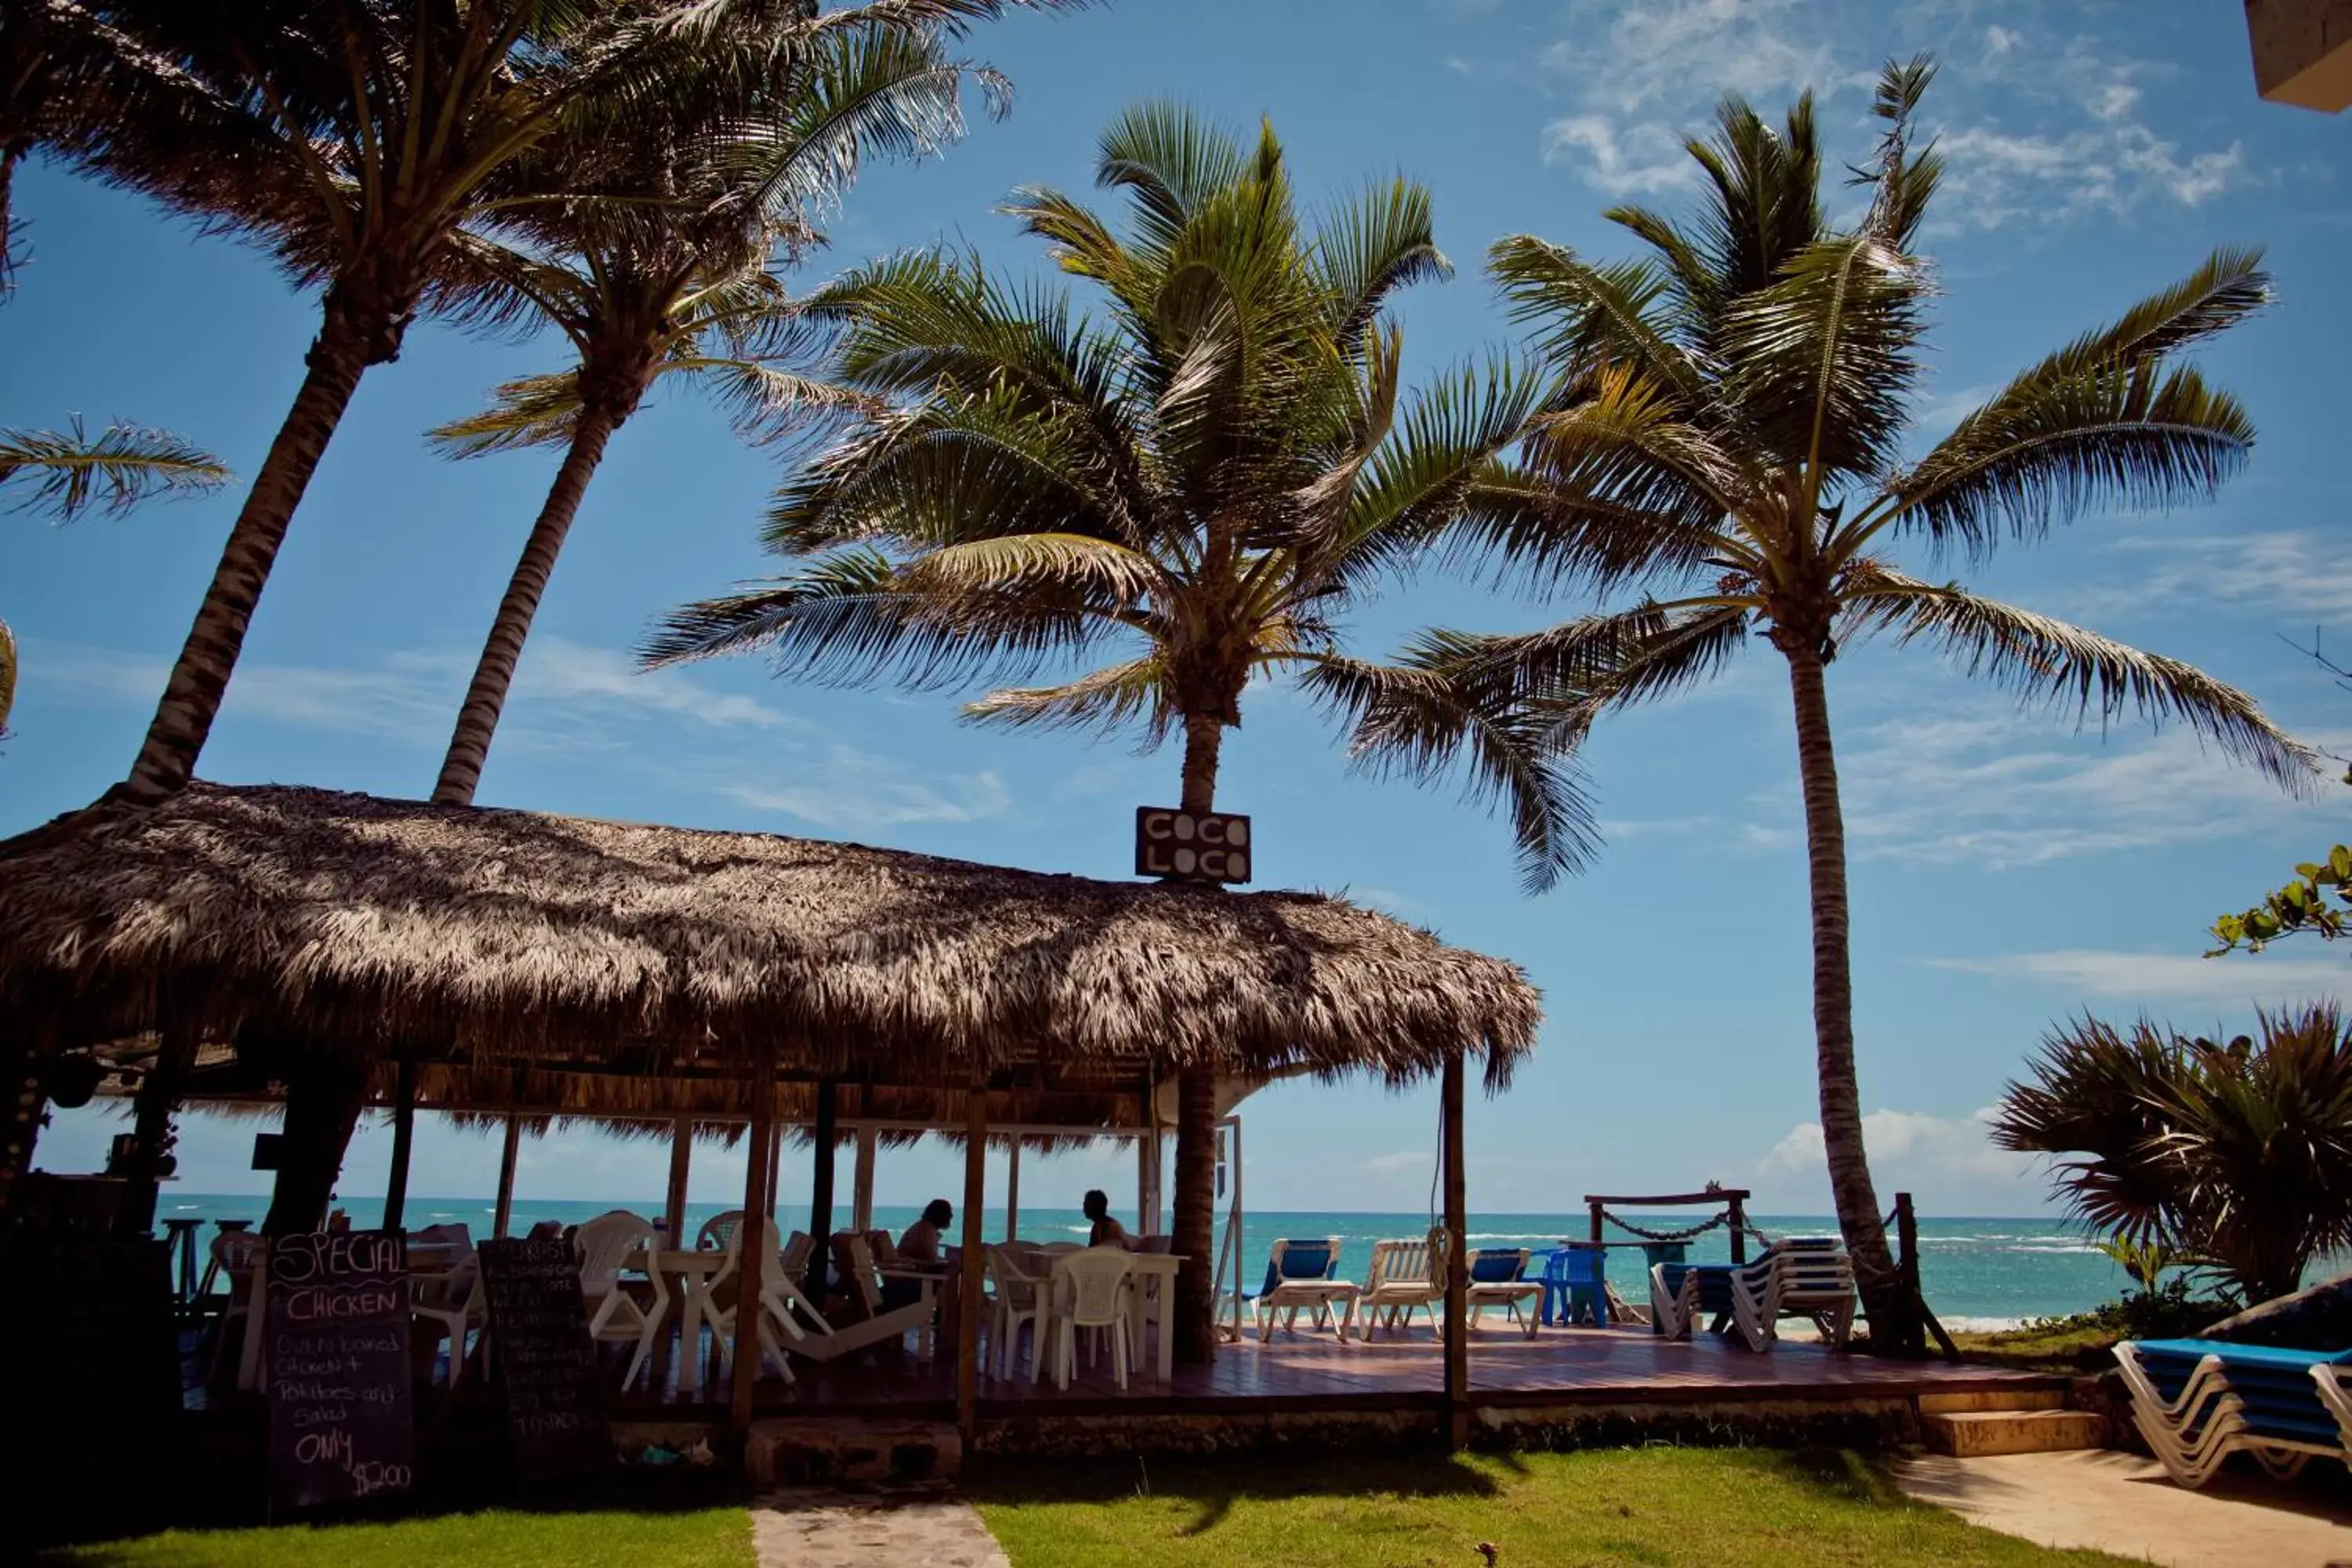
[804,1077,837,1301]
[1894,1191,1929,1359]
[1440,1048,1468,1452]
[851,1124,877,1234]
[492,1106,522,1240]
[730,1054,776,1433]
[956,1085,988,1442]
[663,1114,693,1247]
[1588,1199,1603,1247]
[762,1121,782,1221]
[121,1024,198,1236]
[1005,1138,1022,1243]
[381,1058,416,1234]
[1726,1192,1747,1265]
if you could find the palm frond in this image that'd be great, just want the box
[2031,246,2271,383]
[429,372,586,456]
[1302,651,1601,893]
[1487,235,1706,407]
[1846,566,2321,789]
[1879,361,2255,558]
[1312,175,1449,350]
[962,653,1171,739]
[902,531,1165,605]
[0,418,230,521]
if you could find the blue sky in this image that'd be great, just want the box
[11,0,2350,1221]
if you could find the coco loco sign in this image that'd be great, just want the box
[1134,807,1251,884]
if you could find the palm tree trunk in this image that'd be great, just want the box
[116,310,373,804]
[1171,706,1225,1363]
[262,1057,369,1240]
[1781,644,1911,1346]
[432,405,624,805]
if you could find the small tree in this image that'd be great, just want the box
[1991,1003,2352,1305]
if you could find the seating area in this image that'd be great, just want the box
[2115,1338,2352,1489]
[1651,1239,1857,1352]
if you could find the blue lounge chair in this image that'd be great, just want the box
[1464,1248,1543,1338]
[1249,1237,1358,1340]
[2116,1338,2352,1487]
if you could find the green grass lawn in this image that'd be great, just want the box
[36,1504,755,1568]
[971,1447,2138,1568]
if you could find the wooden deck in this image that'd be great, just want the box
[623,1321,2063,1421]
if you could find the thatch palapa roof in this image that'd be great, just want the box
[0,784,1540,1094]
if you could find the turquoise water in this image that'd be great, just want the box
[162,1193,2134,1329]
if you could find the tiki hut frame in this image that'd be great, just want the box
[0,783,1541,1441]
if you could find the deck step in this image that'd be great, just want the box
[1920,1410,2107,1457]
[1917,1388,2065,1415]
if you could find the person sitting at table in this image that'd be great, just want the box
[880,1200,953,1312]
[1083,1189,1135,1250]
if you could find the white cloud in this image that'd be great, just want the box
[1758,1105,2040,1212]
[723,760,1009,833]
[1363,1150,1428,1176]
[1835,699,2332,869]
[1929,949,2345,1004]
[2059,530,2352,623]
[1515,3,2250,225]
[1540,115,1697,197]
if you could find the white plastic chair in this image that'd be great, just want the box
[697,1210,742,1253]
[207,1230,265,1387]
[706,1216,830,1386]
[1357,1239,1446,1339]
[986,1245,1047,1380]
[576,1210,667,1392]
[1051,1247,1134,1391]
[1253,1237,1359,1341]
[411,1236,487,1389]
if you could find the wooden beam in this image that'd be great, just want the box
[851,1123,877,1234]
[1582,1190,1748,1207]
[804,1076,837,1301]
[1004,1139,1021,1243]
[956,1083,988,1442]
[663,1113,693,1247]
[1441,1048,1468,1452]
[121,1022,198,1236]
[730,1053,776,1434]
[381,1057,416,1233]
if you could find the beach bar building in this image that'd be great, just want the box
[2,784,2060,1514]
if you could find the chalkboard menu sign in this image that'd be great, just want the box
[478,1236,612,1480]
[266,1229,415,1511]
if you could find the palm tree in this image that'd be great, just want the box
[71,0,1063,807]
[424,22,986,805]
[1991,1004,2352,1305]
[644,104,1563,1360]
[2,418,228,735]
[1314,58,2315,1345]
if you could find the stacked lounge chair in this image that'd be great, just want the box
[2114,1338,2352,1488]
[1651,1238,1856,1351]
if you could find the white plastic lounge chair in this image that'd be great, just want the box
[1729,1239,1856,1351]
[1462,1248,1542,1339]
[1251,1237,1359,1341]
[1049,1247,1134,1391]
[575,1210,668,1392]
[1357,1238,1447,1340]
[705,1216,829,1386]
[207,1229,266,1388]
[2115,1339,2352,1488]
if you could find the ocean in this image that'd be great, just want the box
[162,1192,2142,1330]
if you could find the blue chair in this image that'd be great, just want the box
[1247,1237,1359,1340]
[1539,1244,1610,1327]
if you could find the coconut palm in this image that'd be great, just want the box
[73,0,1064,807]
[644,104,1568,1360]
[2,419,228,735]
[1312,58,2316,1345]
[424,22,987,805]
[1991,1004,2352,1305]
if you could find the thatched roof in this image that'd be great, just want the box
[1,783,1539,1091]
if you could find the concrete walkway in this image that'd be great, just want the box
[1896,1450,2352,1566]
[752,1484,1010,1568]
